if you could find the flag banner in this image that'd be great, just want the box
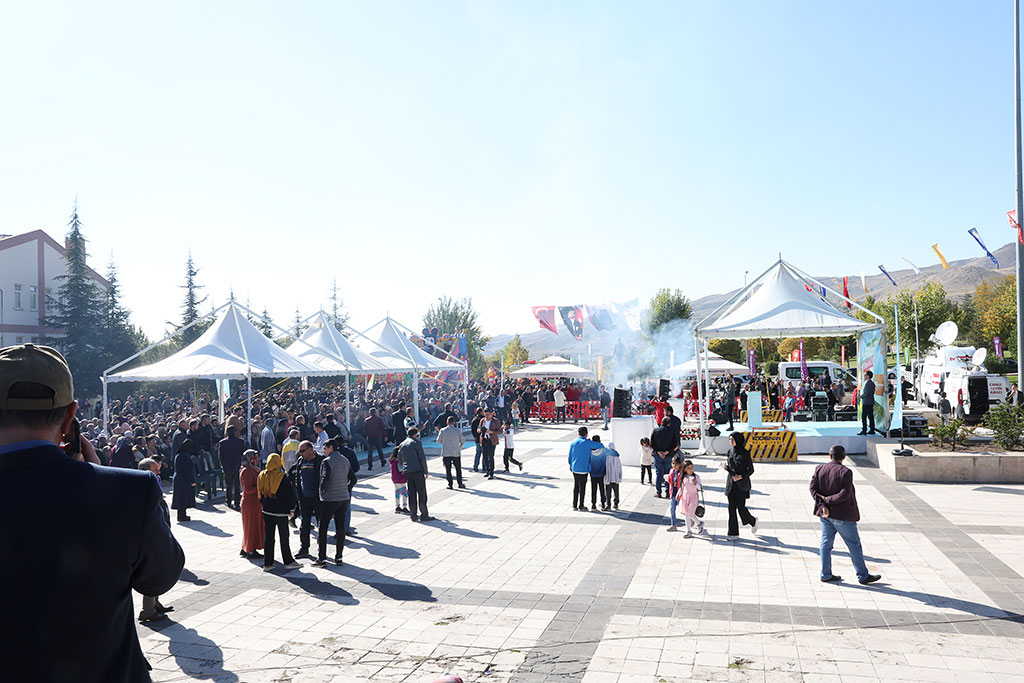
[931,243,950,269]
[559,305,584,341]
[842,276,852,309]
[531,306,558,335]
[1009,209,1023,244]
[585,304,616,331]
[799,340,809,382]
[900,257,921,275]
[366,374,375,392]
[995,336,1004,359]
[878,265,897,287]
[967,227,999,267]
[893,306,903,427]
[804,284,813,292]
[613,299,641,331]
[820,285,827,299]
[841,344,846,366]
[860,271,868,294]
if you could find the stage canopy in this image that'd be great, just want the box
[286,311,397,374]
[695,260,876,340]
[665,351,748,378]
[355,317,464,372]
[107,304,331,382]
[509,356,597,380]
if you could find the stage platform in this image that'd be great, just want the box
[681,420,869,456]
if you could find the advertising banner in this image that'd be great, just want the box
[857,327,888,431]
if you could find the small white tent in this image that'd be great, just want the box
[665,351,748,378]
[509,356,596,380]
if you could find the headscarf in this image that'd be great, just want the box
[257,453,286,498]
[241,448,259,473]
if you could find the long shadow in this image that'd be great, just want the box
[283,572,359,605]
[429,519,498,539]
[333,565,437,602]
[348,504,379,515]
[463,487,519,500]
[177,519,232,537]
[146,623,238,682]
[746,534,891,563]
[844,582,1024,622]
[350,490,386,500]
[348,537,421,559]
[496,476,558,490]
[974,485,1024,496]
[178,568,209,586]
[514,472,559,481]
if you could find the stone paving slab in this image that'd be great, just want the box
[138,423,1024,682]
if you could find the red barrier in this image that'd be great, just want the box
[529,401,600,420]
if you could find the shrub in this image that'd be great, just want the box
[766,360,779,377]
[984,402,1024,450]
[928,418,973,451]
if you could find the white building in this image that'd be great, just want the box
[0,229,109,348]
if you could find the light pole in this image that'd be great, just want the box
[1015,0,1024,381]
[0,288,4,348]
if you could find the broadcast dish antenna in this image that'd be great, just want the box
[928,321,958,347]
[971,347,987,370]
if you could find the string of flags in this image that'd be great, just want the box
[531,301,639,341]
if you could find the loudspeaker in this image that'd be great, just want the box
[613,388,632,418]
[658,379,671,400]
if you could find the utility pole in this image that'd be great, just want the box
[1015,0,1024,381]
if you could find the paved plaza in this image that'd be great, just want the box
[140,423,1024,682]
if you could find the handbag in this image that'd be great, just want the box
[695,487,706,518]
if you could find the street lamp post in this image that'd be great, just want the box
[1015,0,1024,381]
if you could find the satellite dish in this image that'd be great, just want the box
[933,321,958,347]
[972,348,987,368]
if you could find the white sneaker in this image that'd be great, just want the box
[751,518,759,535]
[683,532,693,538]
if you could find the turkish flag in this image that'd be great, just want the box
[531,306,558,335]
[1008,209,1023,244]
[842,276,852,309]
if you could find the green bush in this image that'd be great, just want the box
[984,402,1024,450]
[928,418,973,451]
[766,360,779,377]
[985,356,1015,375]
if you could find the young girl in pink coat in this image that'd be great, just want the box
[679,460,707,538]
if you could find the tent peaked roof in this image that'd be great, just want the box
[696,260,877,340]
[356,317,463,371]
[509,356,596,379]
[109,304,331,382]
[287,312,394,374]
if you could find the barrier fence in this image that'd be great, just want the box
[529,401,601,421]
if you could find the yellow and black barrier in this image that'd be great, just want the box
[746,427,797,461]
[739,409,784,423]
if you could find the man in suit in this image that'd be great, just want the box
[857,370,880,435]
[810,445,881,585]
[219,425,245,509]
[0,344,185,683]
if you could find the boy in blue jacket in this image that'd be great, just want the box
[568,426,602,511]
[588,435,608,511]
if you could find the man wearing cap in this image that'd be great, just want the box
[0,344,185,683]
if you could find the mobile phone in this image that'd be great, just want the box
[63,418,81,457]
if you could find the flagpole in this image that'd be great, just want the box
[1016,0,1024,382]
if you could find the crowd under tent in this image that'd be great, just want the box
[508,355,597,380]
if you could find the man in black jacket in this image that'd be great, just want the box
[392,402,408,446]
[219,426,245,509]
[292,440,324,558]
[0,344,185,683]
[858,371,880,435]
[650,418,680,498]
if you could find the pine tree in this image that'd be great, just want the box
[329,277,350,335]
[100,258,147,370]
[293,306,308,339]
[255,307,274,338]
[45,203,105,395]
[175,251,209,346]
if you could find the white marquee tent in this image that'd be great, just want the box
[508,356,597,380]
[664,351,748,378]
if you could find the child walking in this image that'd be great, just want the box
[664,455,684,531]
[390,449,409,514]
[502,421,522,472]
[679,460,707,537]
[603,441,622,510]
[639,437,654,484]
[511,403,521,431]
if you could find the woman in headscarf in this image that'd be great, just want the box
[722,431,758,539]
[257,453,300,571]
[171,438,197,522]
[239,449,264,559]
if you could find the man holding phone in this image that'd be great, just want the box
[0,344,185,682]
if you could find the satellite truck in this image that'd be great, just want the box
[917,321,1009,421]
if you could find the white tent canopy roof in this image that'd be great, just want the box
[286,312,397,374]
[696,260,879,340]
[665,352,749,378]
[354,317,464,372]
[508,355,597,379]
[108,304,331,382]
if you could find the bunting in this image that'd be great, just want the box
[1008,209,1023,244]
[967,227,999,267]
[531,306,558,335]
[842,276,852,309]
[860,271,867,294]
[585,304,616,331]
[558,306,584,341]
[878,265,897,287]
[900,257,921,275]
[931,243,950,269]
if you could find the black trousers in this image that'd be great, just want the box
[572,473,588,509]
[503,448,521,471]
[605,482,620,507]
[482,442,496,477]
[223,471,240,507]
[317,500,348,561]
[367,437,386,468]
[727,487,756,536]
[298,495,318,552]
[407,471,429,518]
[641,465,652,484]
[443,457,464,487]
[862,405,877,434]
[263,513,295,567]
[556,406,567,423]
[590,476,606,507]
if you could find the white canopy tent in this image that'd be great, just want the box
[692,259,885,451]
[508,355,597,380]
[103,302,332,440]
[664,351,749,378]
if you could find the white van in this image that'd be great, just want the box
[917,346,976,408]
[777,361,857,394]
[944,368,1009,422]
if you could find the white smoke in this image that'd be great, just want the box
[607,317,694,394]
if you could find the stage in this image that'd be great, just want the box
[681,420,869,456]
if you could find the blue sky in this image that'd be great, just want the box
[0,1,1018,342]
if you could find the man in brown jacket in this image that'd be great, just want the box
[810,445,881,585]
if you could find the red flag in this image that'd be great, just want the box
[1009,209,1023,245]
[842,276,852,309]
[558,306,584,341]
[804,284,812,292]
[531,306,558,335]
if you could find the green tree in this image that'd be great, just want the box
[876,282,966,351]
[175,251,209,346]
[44,204,105,395]
[100,258,147,371]
[255,307,274,338]
[777,337,821,361]
[972,276,1016,353]
[708,339,744,364]
[329,277,350,335]
[424,296,490,379]
[498,334,529,369]
[646,288,692,333]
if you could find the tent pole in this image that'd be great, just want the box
[345,373,351,433]
[246,373,253,452]
[463,362,469,418]
[695,334,708,454]
[102,374,109,438]
[413,371,420,425]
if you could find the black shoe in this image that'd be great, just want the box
[240,549,248,557]
[347,529,357,536]
[591,505,597,511]
[410,516,420,522]
[420,516,435,522]
[859,574,882,585]
[458,483,466,489]
[518,462,523,471]
[334,557,344,565]
[573,506,578,511]
[296,550,311,559]
[138,611,168,623]
[856,431,867,436]
[395,506,402,514]
[821,575,842,583]
[447,484,453,489]
[401,507,410,514]
[311,558,326,568]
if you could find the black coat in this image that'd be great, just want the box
[0,444,184,683]
[172,450,197,510]
[725,446,754,496]
[218,435,245,474]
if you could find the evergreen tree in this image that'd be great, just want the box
[255,307,274,338]
[100,258,147,371]
[645,288,692,334]
[423,296,490,379]
[293,306,308,339]
[45,204,105,395]
[329,277,350,334]
[175,251,209,345]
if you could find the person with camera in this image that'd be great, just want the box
[0,344,185,683]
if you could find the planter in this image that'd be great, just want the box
[863,440,1024,483]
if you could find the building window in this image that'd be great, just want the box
[13,284,22,309]
[29,285,37,311]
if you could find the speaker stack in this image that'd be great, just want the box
[613,388,632,418]
[658,379,671,400]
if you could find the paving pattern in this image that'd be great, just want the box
[139,422,1024,682]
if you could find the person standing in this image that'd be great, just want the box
[810,445,881,585]
[364,407,386,469]
[294,441,324,559]
[479,409,501,480]
[281,427,301,469]
[725,377,737,431]
[438,415,466,489]
[470,407,485,471]
[858,370,880,436]
[568,426,601,511]
[312,438,355,566]
[172,438,197,522]
[502,420,522,472]
[392,402,409,446]
[599,386,612,430]
[553,386,567,423]
[399,427,433,522]
[588,435,607,511]
[723,432,758,539]
[136,457,176,622]
[239,449,265,559]
[257,453,301,571]
[603,441,622,510]
[219,425,245,510]
[650,418,679,499]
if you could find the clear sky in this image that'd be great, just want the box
[0,1,1018,342]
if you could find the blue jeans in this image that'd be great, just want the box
[654,456,672,496]
[819,517,869,581]
[474,441,482,470]
[668,494,678,526]
[602,407,610,428]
